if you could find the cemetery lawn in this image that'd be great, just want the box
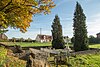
[0,42,100,48]
[0,42,51,47]
[89,44,100,49]
[0,42,72,47]
[48,53,100,67]
[0,42,100,67]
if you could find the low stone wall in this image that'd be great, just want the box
[29,56,51,67]
[29,48,48,60]
[0,43,51,67]
[22,46,51,50]
[27,48,51,67]
[71,48,100,55]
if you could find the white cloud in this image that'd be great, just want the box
[87,13,100,36]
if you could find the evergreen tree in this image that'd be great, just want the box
[73,2,89,51]
[51,15,65,49]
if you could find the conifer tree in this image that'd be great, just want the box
[51,15,65,49]
[73,2,89,51]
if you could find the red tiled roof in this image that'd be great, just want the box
[37,34,52,39]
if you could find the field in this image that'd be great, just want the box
[1,42,100,49]
[89,44,100,49]
[0,42,51,47]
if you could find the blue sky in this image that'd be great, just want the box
[6,0,100,39]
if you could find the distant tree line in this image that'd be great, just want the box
[88,35,100,44]
[71,35,100,44]
[9,38,36,42]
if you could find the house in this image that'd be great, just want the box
[97,32,100,38]
[35,34,52,43]
[0,34,8,40]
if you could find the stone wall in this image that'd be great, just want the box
[27,48,51,67]
[71,48,100,55]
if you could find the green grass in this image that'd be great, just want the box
[48,53,100,67]
[14,42,51,47]
[0,42,72,47]
[0,47,7,67]
[70,54,100,67]
[0,42,100,67]
[0,46,26,67]
[89,44,100,48]
[1,42,100,49]
[0,42,51,47]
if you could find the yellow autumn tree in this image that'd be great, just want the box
[0,0,55,32]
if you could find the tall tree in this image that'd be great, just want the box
[0,0,55,32]
[51,15,65,49]
[73,2,89,51]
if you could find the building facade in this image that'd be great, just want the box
[97,32,100,38]
[35,34,52,43]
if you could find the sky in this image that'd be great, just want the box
[5,0,100,39]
